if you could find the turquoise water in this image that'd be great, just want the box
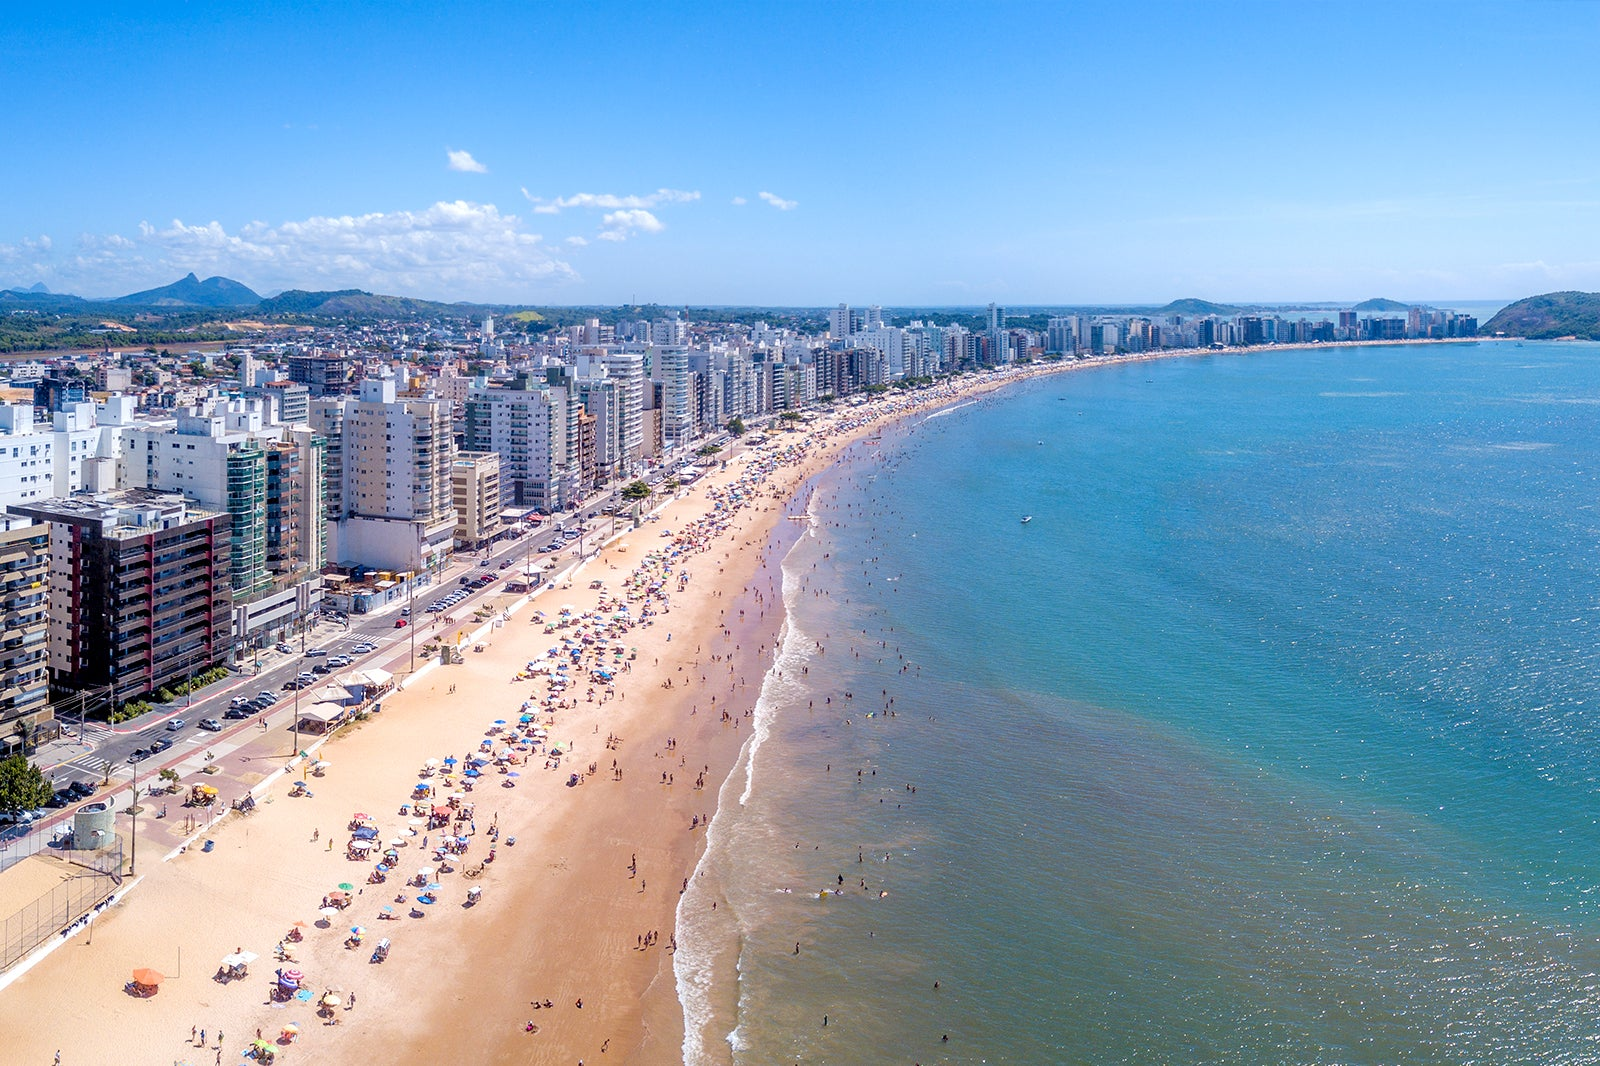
[679,341,1600,1064]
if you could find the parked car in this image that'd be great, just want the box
[46,791,70,808]
[276,643,293,654]
[164,719,186,732]
[223,708,252,720]
[352,642,376,654]
[67,781,95,799]
[257,691,276,703]
[198,718,222,732]
[499,560,512,569]
[400,607,411,616]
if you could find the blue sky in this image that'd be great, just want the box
[3,1,1598,305]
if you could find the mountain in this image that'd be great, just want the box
[1480,291,1600,339]
[0,288,86,309]
[1351,297,1414,312]
[111,272,261,308]
[1158,297,1240,316]
[257,288,495,318]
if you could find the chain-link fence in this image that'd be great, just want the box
[0,839,124,972]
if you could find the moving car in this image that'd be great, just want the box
[164,718,187,731]
[395,618,408,628]
[305,648,327,657]
[352,642,376,654]
[149,737,173,753]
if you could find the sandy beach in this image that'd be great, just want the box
[0,340,1476,1066]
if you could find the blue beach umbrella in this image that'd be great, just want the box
[464,769,481,778]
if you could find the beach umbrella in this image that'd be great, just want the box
[131,967,164,986]
[443,756,458,765]
[351,812,369,821]
[319,906,339,917]
[337,882,354,891]
[322,993,342,1007]
[281,1023,300,1036]
[493,719,506,725]
[408,817,424,826]
[349,925,365,935]
[418,866,435,878]
[506,771,520,778]
[282,967,303,982]
[464,768,481,778]
[425,758,440,768]
[388,838,405,847]
[254,1039,275,1051]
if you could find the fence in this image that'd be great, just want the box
[0,840,124,972]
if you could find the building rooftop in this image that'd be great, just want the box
[7,489,222,537]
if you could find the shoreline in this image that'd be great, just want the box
[0,337,1492,1065]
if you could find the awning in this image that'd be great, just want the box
[297,702,348,725]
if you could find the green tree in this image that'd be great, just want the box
[621,480,652,502]
[0,754,53,816]
[663,476,681,492]
[696,443,722,457]
[725,416,747,436]
[779,410,803,421]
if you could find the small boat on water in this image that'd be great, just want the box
[1020,515,1032,524]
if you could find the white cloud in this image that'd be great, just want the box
[597,209,665,242]
[447,149,488,173]
[758,191,798,211]
[731,196,748,206]
[565,235,589,247]
[3,201,576,301]
[522,188,700,214]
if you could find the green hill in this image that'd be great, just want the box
[1158,297,1240,316]
[112,272,261,307]
[1351,297,1413,312]
[1480,291,1600,339]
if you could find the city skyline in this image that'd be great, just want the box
[5,1,1600,304]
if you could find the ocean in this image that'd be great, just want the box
[677,340,1600,1064]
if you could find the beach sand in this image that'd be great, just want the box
[0,347,1347,1064]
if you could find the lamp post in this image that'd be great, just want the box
[128,773,140,877]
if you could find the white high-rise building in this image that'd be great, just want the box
[464,379,573,514]
[829,303,854,340]
[316,376,456,572]
[655,347,694,448]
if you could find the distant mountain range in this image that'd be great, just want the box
[1351,297,1416,312]
[111,272,261,308]
[1480,291,1600,340]
[0,274,527,319]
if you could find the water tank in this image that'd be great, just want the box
[72,800,116,852]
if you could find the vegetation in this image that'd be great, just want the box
[779,410,803,421]
[1480,291,1600,340]
[696,443,722,457]
[621,480,652,502]
[0,754,53,816]
[663,477,681,492]
[725,415,747,436]
[1158,297,1241,316]
[111,699,155,724]
[1351,297,1415,313]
